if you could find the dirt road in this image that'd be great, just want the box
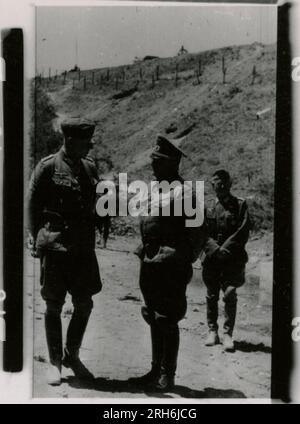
[29,235,272,400]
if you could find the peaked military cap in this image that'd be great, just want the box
[61,117,96,139]
[150,134,187,162]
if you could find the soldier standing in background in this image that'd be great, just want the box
[97,215,111,249]
[27,118,102,385]
[201,169,251,352]
[130,135,206,391]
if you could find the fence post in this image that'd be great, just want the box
[175,63,178,87]
[78,69,81,81]
[198,58,202,76]
[251,65,257,85]
[106,69,110,81]
[83,76,86,90]
[222,56,227,84]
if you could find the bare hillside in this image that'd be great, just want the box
[33,42,276,231]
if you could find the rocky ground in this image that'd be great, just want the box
[28,233,272,400]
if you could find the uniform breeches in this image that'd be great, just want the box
[139,261,192,375]
[40,251,100,363]
[139,261,192,324]
[202,262,245,335]
[40,250,102,301]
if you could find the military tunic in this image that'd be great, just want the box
[135,179,206,324]
[200,193,251,335]
[27,147,102,301]
[202,194,251,288]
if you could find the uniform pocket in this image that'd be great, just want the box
[52,173,72,187]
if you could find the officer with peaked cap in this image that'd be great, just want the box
[201,169,252,352]
[27,117,102,385]
[130,134,207,391]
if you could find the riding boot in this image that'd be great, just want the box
[223,289,237,337]
[223,288,237,352]
[62,308,94,379]
[206,294,219,333]
[156,323,179,391]
[129,322,163,387]
[45,307,63,385]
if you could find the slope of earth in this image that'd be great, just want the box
[30,44,274,399]
[44,42,276,231]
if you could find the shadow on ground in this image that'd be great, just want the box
[65,376,246,398]
[234,340,271,354]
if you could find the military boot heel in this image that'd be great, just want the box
[47,362,62,386]
[205,330,220,346]
[155,370,175,392]
[128,363,161,387]
[223,334,235,352]
[62,348,94,380]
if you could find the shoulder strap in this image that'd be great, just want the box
[39,153,57,178]
[81,157,98,185]
[54,152,65,174]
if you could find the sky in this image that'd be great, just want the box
[36,4,277,74]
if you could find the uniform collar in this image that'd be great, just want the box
[216,193,233,205]
[58,147,83,177]
[61,146,82,169]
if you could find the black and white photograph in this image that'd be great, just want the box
[24,2,278,400]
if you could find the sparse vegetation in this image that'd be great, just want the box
[32,42,276,233]
[29,83,63,171]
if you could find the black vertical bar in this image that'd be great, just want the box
[271,4,292,402]
[2,28,24,372]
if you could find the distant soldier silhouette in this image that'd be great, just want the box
[201,170,251,352]
[96,186,112,249]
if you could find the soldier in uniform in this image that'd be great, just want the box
[130,135,206,391]
[201,169,251,352]
[27,117,102,385]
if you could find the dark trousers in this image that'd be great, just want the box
[139,261,192,376]
[202,262,245,335]
[141,306,180,377]
[40,251,101,364]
